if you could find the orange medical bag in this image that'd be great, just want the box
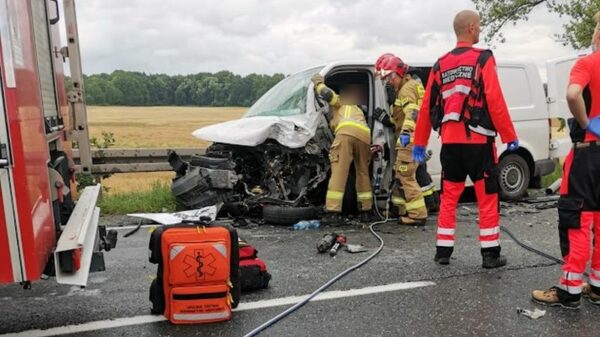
[149,223,240,324]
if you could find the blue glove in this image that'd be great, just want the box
[507,140,520,152]
[400,133,411,147]
[412,145,426,163]
[587,117,600,138]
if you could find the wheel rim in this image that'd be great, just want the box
[501,162,525,193]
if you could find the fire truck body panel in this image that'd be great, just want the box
[0,0,85,285]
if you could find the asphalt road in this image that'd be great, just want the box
[1,203,599,337]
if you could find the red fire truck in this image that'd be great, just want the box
[0,0,115,288]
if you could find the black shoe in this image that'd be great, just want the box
[482,253,507,269]
[434,254,450,265]
[321,213,343,226]
[358,211,379,223]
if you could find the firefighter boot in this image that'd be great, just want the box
[481,251,507,269]
[400,216,426,226]
[434,247,453,265]
[531,287,581,309]
[358,211,379,224]
[582,282,600,305]
[322,212,344,226]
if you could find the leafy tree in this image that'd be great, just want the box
[83,70,286,107]
[473,0,600,49]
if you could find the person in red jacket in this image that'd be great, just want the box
[413,10,519,268]
[532,11,600,309]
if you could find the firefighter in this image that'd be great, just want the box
[413,10,519,268]
[312,74,373,224]
[374,54,428,225]
[532,12,600,309]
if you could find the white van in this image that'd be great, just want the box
[188,57,577,219]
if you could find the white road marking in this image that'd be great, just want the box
[1,281,435,337]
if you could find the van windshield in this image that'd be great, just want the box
[244,67,323,118]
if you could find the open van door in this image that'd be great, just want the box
[546,56,581,158]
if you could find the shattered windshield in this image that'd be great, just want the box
[244,66,324,118]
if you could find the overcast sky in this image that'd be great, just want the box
[75,0,580,76]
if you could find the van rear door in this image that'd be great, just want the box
[546,56,581,158]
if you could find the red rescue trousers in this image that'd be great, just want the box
[557,144,600,296]
[436,142,500,257]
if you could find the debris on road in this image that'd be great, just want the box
[128,206,218,225]
[292,220,321,230]
[517,307,546,320]
[346,244,368,253]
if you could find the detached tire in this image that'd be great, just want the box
[262,205,318,226]
[498,154,530,201]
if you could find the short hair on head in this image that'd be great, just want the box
[453,10,479,36]
[595,11,600,25]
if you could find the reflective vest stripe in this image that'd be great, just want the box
[405,197,426,211]
[437,228,455,235]
[173,311,231,321]
[480,240,499,248]
[436,239,455,247]
[468,125,496,137]
[480,227,500,236]
[335,120,370,135]
[392,196,406,206]
[402,119,416,130]
[357,191,373,200]
[326,190,344,200]
[441,112,461,123]
[442,84,471,99]
[404,103,420,112]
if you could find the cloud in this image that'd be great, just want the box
[74,0,579,76]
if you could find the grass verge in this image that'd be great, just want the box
[99,181,176,215]
[540,160,563,189]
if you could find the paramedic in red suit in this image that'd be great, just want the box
[532,11,600,309]
[413,10,519,268]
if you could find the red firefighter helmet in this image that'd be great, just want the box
[375,53,409,80]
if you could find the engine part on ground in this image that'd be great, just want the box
[262,205,319,226]
[317,233,337,253]
[545,178,562,195]
[329,234,347,257]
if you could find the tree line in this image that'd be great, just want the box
[82,70,286,106]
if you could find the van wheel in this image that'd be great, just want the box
[262,205,318,226]
[498,154,530,201]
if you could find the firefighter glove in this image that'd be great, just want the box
[587,116,600,138]
[311,74,325,87]
[399,133,411,147]
[507,140,520,152]
[385,84,396,106]
[373,107,394,127]
[412,145,426,163]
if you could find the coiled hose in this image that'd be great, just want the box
[242,198,390,337]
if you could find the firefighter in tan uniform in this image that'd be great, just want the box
[374,54,428,225]
[312,74,373,224]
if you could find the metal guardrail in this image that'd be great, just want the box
[72,148,205,174]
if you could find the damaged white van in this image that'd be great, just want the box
[168,56,577,223]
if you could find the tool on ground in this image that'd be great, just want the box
[242,209,389,337]
[317,233,338,253]
[329,234,347,257]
